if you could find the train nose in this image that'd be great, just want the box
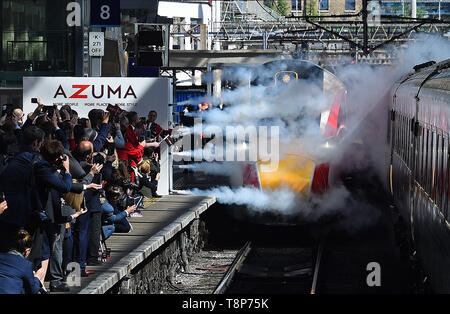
[241,154,329,197]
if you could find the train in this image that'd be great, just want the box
[207,59,349,224]
[389,58,450,293]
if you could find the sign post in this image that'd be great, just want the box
[89,32,104,57]
[89,29,102,77]
[89,0,120,77]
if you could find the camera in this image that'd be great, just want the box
[121,179,139,191]
[92,153,105,165]
[42,105,55,117]
[55,154,68,172]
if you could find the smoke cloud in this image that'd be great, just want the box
[179,35,449,230]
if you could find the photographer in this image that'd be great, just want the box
[109,160,138,211]
[0,229,42,294]
[87,109,110,153]
[0,127,72,252]
[33,139,75,292]
[101,185,136,240]
[72,140,112,270]
[71,140,107,276]
[118,111,159,172]
[134,159,161,198]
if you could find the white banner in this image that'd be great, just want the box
[23,76,173,195]
[23,76,172,120]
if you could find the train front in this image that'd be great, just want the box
[227,60,348,224]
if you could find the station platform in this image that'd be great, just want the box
[47,194,216,294]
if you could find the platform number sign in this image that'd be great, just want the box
[90,0,120,27]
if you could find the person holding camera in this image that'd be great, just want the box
[71,140,112,270]
[117,112,159,175]
[0,229,42,294]
[87,109,110,153]
[101,185,136,240]
[0,128,72,251]
[33,139,77,292]
[71,140,107,276]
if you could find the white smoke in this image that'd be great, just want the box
[183,186,298,214]
[182,184,380,233]
[179,35,449,229]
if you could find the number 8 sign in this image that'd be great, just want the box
[90,0,120,27]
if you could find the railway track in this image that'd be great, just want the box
[214,240,324,294]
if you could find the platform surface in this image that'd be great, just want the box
[46,195,216,294]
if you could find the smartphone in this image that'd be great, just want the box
[134,196,144,209]
[31,98,38,103]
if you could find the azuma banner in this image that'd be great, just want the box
[23,76,173,195]
[23,77,172,120]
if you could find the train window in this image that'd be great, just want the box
[393,115,399,155]
[402,114,407,160]
[445,136,450,219]
[431,131,437,205]
[417,125,423,184]
[422,127,428,192]
[406,116,411,165]
[405,116,412,169]
[397,114,402,157]
[427,128,433,195]
[403,115,408,161]
[436,132,442,209]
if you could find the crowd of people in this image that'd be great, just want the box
[0,99,172,294]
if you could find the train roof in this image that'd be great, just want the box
[396,58,450,93]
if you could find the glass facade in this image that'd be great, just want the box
[380,1,450,19]
[0,0,76,87]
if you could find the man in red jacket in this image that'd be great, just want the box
[117,112,159,169]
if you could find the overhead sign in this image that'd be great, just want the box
[89,32,104,56]
[90,0,120,27]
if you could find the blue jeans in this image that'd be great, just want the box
[73,212,90,272]
[102,225,115,240]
